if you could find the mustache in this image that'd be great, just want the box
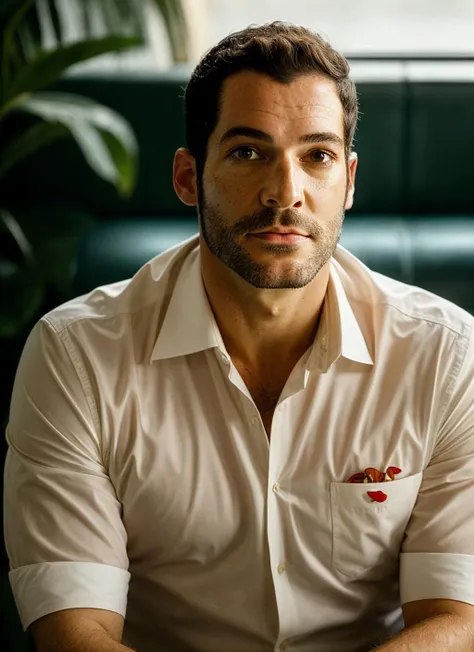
[232,208,321,237]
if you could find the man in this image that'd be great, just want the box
[4,21,474,652]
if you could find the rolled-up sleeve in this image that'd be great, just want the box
[4,318,130,630]
[400,321,474,605]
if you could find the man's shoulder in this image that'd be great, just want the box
[371,270,473,340]
[336,245,474,339]
[41,236,200,337]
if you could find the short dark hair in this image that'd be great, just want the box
[185,21,358,174]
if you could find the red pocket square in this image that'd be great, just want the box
[347,465,402,484]
[347,465,402,502]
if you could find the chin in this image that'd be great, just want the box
[241,259,321,290]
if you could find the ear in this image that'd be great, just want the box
[344,151,358,210]
[173,148,198,206]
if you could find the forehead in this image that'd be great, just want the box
[216,70,344,142]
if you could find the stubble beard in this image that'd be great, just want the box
[198,182,346,290]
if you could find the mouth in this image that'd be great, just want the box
[249,229,310,245]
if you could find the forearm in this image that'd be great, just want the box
[374,613,474,651]
[34,622,135,652]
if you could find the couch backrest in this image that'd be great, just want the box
[1,72,473,218]
[407,82,474,213]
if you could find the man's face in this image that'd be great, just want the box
[197,70,357,289]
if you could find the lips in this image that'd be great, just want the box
[252,229,308,236]
[250,230,310,245]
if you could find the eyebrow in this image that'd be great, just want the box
[219,126,344,149]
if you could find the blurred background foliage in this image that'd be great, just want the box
[0,0,189,339]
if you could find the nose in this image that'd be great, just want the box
[259,157,304,209]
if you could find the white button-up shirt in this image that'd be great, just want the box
[5,236,474,652]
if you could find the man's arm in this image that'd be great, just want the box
[5,321,131,641]
[384,326,474,650]
[374,599,474,651]
[31,608,135,652]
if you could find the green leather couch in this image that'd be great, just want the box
[2,70,473,312]
[1,69,473,651]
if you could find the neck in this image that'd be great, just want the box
[200,242,329,375]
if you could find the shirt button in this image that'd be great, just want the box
[251,416,259,426]
[280,641,288,651]
[272,482,280,494]
[278,403,286,412]
[277,562,286,575]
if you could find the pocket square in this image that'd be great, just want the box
[347,466,402,484]
[347,466,402,503]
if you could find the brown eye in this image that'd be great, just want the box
[230,146,260,161]
[309,150,331,163]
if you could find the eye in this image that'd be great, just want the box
[229,146,262,161]
[308,150,332,164]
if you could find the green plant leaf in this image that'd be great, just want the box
[99,127,136,197]
[0,119,68,179]
[99,0,142,36]
[2,1,144,91]
[16,22,39,62]
[33,0,61,50]
[0,207,34,263]
[15,91,138,196]
[151,0,189,62]
[0,0,34,27]
[0,0,29,22]
[3,34,142,103]
[0,208,44,338]
[1,0,35,92]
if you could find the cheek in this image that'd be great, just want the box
[205,171,255,209]
[306,175,347,209]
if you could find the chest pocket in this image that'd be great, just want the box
[330,472,423,580]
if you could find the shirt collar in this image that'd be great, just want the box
[150,245,225,362]
[308,253,374,372]
[151,243,373,368]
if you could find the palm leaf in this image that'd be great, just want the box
[3,35,142,103]
[34,0,61,49]
[12,91,138,196]
[16,22,38,62]
[0,0,34,28]
[0,0,30,23]
[0,120,68,179]
[99,0,142,36]
[151,0,189,62]
[1,0,36,89]
[2,1,146,106]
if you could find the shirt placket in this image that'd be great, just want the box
[267,398,300,652]
[225,352,307,650]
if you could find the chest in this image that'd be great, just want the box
[106,341,438,582]
[233,363,290,437]
[110,363,428,573]
[116,410,423,590]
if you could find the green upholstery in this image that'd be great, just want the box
[1,74,412,218]
[72,216,474,315]
[354,83,406,213]
[407,83,474,213]
[3,74,472,219]
[72,217,199,291]
[1,73,472,312]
